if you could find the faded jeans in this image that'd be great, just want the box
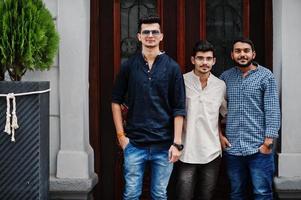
[175,156,221,200]
[225,152,275,200]
[123,142,173,200]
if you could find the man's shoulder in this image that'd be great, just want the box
[210,73,226,87]
[119,53,143,73]
[160,53,179,68]
[257,65,274,76]
[208,74,226,94]
[124,53,141,64]
[221,67,236,75]
[220,67,236,80]
[183,71,194,85]
[184,70,193,78]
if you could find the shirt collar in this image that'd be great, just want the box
[235,65,261,77]
[191,70,213,86]
[140,51,165,62]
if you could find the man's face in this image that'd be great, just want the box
[137,23,163,49]
[231,42,256,68]
[191,51,215,76]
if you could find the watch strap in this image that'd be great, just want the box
[172,143,184,151]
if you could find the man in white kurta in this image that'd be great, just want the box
[176,40,227,200]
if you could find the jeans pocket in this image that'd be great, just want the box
[258,148,273,156]
[123,141,131,152]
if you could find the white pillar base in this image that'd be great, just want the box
[50,173,98,200]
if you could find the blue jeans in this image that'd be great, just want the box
[225,152,275,200]
[123,142,173,200]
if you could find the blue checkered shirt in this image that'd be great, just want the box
[220,65,281,156]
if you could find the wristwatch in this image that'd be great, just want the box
[264,142,274,150]
[172,143,184,151]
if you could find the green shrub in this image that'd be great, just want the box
[0,0,59,81]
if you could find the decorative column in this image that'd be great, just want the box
[273,0,301,199]
[50,0,98,199]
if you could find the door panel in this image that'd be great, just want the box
[120,0,157,63]
[114,0,249,75]
[184,0,201,73]
[206,0,244,76]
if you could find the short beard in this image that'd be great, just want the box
[234,60,253,68]
[144,44,158,49]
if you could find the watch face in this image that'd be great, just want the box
[173,143,184,151]
[268,143,273,149]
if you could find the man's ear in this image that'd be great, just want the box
[137,33,142,42]
[191,56,195,65]
[159,33,164,41]
[212,57,216,65]
[252,51,256,59]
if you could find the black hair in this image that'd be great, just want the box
[138,15,161,33]
[191,40,216,57]
[232,37,255,51]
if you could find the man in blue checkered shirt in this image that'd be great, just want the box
[220,38,281,200]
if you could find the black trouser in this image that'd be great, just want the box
[175,156,221,200]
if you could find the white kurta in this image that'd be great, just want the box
[180,71,227,164]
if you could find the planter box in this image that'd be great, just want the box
[0,82,49,200]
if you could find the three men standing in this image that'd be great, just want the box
[113,17,280,199]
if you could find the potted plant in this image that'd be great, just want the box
[0,0,59,199]
[0,0,59,81]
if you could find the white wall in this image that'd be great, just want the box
[56,0,93,179]
[273,0,301,177]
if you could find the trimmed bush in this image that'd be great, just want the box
[0,0,59,80]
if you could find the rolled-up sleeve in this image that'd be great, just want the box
[172,66,186,117]
[112,63,129,104]
[264,76,281,138]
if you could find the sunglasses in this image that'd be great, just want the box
[141,30,161,36]
[194,56,214,62]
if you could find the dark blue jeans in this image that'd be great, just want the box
[123,142,173,200]
[225,152,275,200]
[175,156,221,200]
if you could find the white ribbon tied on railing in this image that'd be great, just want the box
[4,93,19,142]
[0,89,51,142]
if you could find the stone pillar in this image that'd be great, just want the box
[273,0,301,198]
[50,0,98,199]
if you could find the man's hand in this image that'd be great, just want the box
[168,145,182,163]
[259,144,272,154]
[219,134,231,150]
[118,136,129,150]
[259,137,273,154]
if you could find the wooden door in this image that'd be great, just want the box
[113,0,251,76]
[89,0,272,199]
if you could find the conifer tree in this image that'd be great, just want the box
[0,0,59,80]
